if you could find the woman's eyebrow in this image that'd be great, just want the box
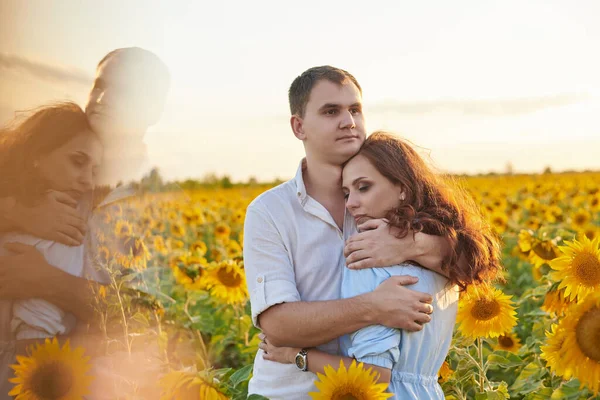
[342,177,368,190]
[74,151,91,160]
[352,177,367,186]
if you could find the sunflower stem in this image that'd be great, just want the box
[112,274,133,358]
[477,337,486,393]
[183,294,210,370]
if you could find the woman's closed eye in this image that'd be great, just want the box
[358,185,370,192]
[71,155,85,167]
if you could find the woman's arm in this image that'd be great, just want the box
[0,242,104,323]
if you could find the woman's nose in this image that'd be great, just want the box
[346,193,359,209]
[79,169,94,191]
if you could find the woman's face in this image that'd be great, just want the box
[36,130,103,202]
[342,154,404,226]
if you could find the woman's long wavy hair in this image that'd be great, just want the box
[351,131,502,290]
[0,102,93,206]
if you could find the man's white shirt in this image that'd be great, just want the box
[244,159,355,400]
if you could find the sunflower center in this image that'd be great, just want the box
[575,306,600,362]
[498,335,514,348]
[532,242,557,260]
[470,298,501,321]
[572,252,600,286]
[332,387,363,400]
[28,361,73,399]
[217,268,242,287]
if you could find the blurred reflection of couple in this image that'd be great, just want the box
[0,47,170,398]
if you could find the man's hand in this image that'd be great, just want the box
[0,242,57,299]
[365,275,434,332]
[12,191,86,246]
[345,219,415,269]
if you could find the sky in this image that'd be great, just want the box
[1,0,599,182]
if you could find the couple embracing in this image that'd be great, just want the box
[244,66,502,399]
[0,47,170,397]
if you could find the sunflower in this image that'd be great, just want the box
[159,371,228,400]
[550,235,600,302]
[172,256,210,291]
[214,223,231,241]
[170,222,186,238]
[309,360,392,400]
[544,205,564,223]
[114,236,149,270]
[9,337,94,399]
[169,238,185,250]
[456,284,518,339]
[230,209,245,225]
[493,332,521,353]
[489,212,508,235]
[580,225,600,241]
[438,361,453,383]
[225,240,242,259]
[524,216,542,231]
[590,193,600,211]
[528,238,559,269]
[114,219,134,238]
[571,208,592,230]
[97,245,110,265]
[190,241,208,257]
[523,197,540,211]
[517,230,534,253]
[153,235,167,254]
[541,285,575,316]
[542,294,600,394]
[205,260,248,305]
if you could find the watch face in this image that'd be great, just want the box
[295,354,306,370]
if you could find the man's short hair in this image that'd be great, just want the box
[98,47,171,98]
[288,66,362,117]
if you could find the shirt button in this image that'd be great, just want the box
[297,192,301,197]
[257,277,263,283]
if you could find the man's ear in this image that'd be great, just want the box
[290,115,306,140]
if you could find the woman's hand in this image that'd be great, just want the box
[258,333,301,364]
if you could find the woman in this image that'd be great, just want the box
[0,102,102,395]
[259,131,502,399]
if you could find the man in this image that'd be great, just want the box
[244,66,453,399]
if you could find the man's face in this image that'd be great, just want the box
[299,80,366,165]
[86,55,155,143]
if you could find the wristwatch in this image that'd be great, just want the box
[294,348,309,372]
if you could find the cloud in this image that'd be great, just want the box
[0,53,92,86]
[370,93,591,116]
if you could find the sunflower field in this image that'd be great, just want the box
[8,171,600,399]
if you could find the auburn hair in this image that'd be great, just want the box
[351,131,502,289]
[0,102,93,205]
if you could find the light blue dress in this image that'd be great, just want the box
[340,264,459,399]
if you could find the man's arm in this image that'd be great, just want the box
[258,275,431,348]
[258,337,392,384]
[0,192,86,245]
[344,219,453,276]
[244,203,433,349]
[0,242,103,323]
